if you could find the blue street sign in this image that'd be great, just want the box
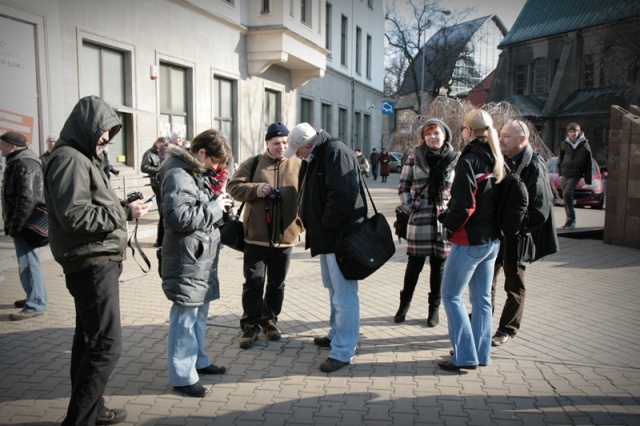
[382,101,395,115]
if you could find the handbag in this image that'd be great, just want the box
[335,172,396,280]
[393,205,409,240]
[219,212,245,252]
[23,205,49,247]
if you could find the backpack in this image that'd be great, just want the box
[495,163,528,237]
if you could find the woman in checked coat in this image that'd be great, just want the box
[394,118,459,327]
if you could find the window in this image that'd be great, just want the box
[363,114,371,152]
[341,15,348,66]
[583,54,594,88]
[514,65,525,94]
[214,76,236,158]
[338,107,348,142]
[80,41,130,165]
[353,112,361,148]
[366,35,372,79]
[530,58,547,94]
[326,3,332,58]
[368,0,373,8]
[264,89,281,131]
[321,103,332,132]
[301,0,311,25]
[160,63,188,140]
[222,0,234,5]
[355,27,362,75]
[261,0,270,13]
[301,98,313,124]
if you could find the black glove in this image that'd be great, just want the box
[437,209,448,224]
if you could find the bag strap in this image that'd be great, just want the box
[236,154,261,216]
[357,164,378,215]
[128,219,151,273]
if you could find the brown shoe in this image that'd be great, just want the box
[96,408,127,425]
[262,320,281,341]
[491,331,512,346]
[10,311,44,321]
[239,324,260,349]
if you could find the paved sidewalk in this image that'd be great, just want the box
[1,173,640,425]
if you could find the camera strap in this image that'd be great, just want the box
[127,219,151,273]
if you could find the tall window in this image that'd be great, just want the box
[301,0,311,25]
[214,76,235,157]
[80,41,129,165]
[353,112,361,148]
[322,103,332,133]
[160,63,188,140]
[355,27,362,75]
[531,58,547,94]
[341,15,348,66]
[363,114,371,152]
[338,107,347,142]
[261,0,270,13]
[301,98,313,124]
[582,54,594,88]
[264,89,281,130]
[326,3,332,58]
[514,65,525,94]
[366,35,372,79]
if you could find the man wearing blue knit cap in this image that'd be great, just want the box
[227,122,303,349]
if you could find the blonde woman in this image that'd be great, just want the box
[437,109,504,371]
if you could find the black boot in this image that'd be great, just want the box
[394,291,411,323]
[427,293,441,327]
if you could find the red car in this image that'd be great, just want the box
[546,157,606,209]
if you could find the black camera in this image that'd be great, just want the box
[126,191,144,203]
[267,188,281,202]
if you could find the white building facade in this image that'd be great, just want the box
[0,0,384,170]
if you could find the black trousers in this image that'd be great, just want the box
[492,237,526,337]
[240,243,292,328]
[62,261,123,426]
[401,255,445,301]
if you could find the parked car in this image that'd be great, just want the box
[546,157,606,209]
[389,151,404,173]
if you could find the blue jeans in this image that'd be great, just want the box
[319,253,360,362]
[561,176,580,223]
[13,235,47,313]
[442,240,500,367]
[168,303,211,386]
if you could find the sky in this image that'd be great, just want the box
[389,0,528,30]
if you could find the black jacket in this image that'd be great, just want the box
[2,149,45,238]
[141,144,161,188]
[443,138,500,246]
[558,133,592,184]
[298,131,367,256]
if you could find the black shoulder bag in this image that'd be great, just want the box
[335,171,396,281]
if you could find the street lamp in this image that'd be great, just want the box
[420,9,451,115]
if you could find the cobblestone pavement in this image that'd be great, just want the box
[1,173,639,425]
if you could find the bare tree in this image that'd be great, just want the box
[385,0,455,113]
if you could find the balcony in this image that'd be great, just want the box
[247,27,327,89]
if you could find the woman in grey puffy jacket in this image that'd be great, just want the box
[158,129,233,398]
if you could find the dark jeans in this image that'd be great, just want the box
[62,261,123,426]
[401,255,445,301]
[241,243,292,328]
[371,163,379,180]
[491,237,526,337]
[561,176,580,223]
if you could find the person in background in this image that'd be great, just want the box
[45,96,150,425]
[354,149,370,178]
[558,122,592,229]
[438,109,503,371]
[1,131,48,321]
[159,129,233,398]
[394,119,458,327]
[491,120,558,347]
[40,134,57,168]
[141,136,166,247]
[369,147,380,181]
[284,122,367,373]
[169,130,183,147]
[379,148,391,183]
[227,122,303,349]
